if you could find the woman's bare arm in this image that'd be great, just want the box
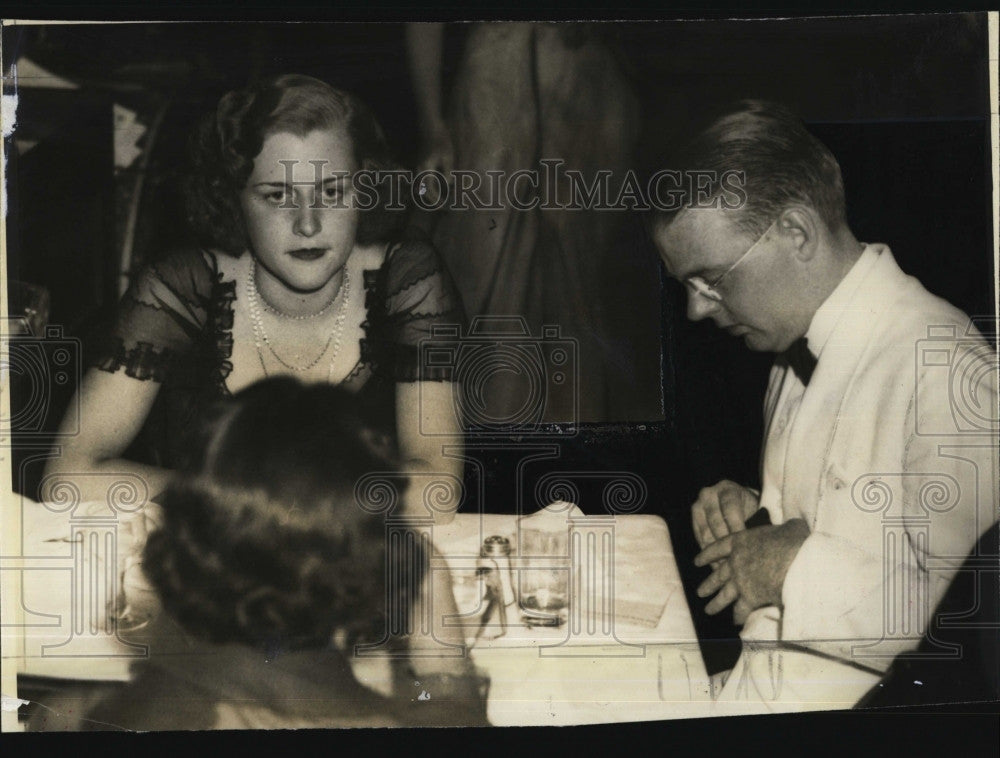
[395,381,465,525]
[41,369,172,505]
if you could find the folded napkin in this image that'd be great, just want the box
[515,502,670,629]
[517,500,585,530]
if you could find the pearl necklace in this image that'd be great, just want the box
[245,261,352,378]
[257,284,336,320]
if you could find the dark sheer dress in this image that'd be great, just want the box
[90,232,463,469]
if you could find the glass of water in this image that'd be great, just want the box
[516,527,570,625]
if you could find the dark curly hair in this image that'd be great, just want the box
[184,73,404,255]
[142,377,421,652]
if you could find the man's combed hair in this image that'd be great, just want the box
[142,377,419,652]
[183,73,403,256]
[651,99,847,237]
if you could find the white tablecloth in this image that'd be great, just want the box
[6,502,714,725]
[355,513,715,724]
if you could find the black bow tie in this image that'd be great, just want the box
[784,337,818,385]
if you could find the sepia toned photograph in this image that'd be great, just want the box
[1,12,997,734]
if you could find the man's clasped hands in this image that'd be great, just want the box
[691,481,810,626]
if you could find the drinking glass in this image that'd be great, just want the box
[516,527,570,624]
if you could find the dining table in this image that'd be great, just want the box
[3,497,715,729]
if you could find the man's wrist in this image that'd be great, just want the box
[744,507,772,529]
[776,519,810,607]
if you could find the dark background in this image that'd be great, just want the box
[3,15,995,676]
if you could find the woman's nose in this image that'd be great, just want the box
[293,196,321,237]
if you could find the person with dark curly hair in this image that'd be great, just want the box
[30,378,488,730]
[43,74,465,524]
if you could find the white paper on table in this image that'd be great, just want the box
[513,502,671,630]
[517,500,585,530]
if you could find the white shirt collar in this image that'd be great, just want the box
[805,244,883,359]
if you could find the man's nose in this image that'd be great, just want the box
[686,292,720,322]
[293,195,321,237]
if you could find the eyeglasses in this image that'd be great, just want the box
[684,220,778,303]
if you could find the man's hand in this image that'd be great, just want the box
[691,480,761,550]
[694,519,810,625]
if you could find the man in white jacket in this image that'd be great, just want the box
[649,100,998,712]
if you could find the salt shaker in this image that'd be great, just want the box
[479,535,517,607]
[476,535,517,640]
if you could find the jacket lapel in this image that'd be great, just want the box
[780,247,912,527]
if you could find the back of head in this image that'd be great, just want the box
[143,377,415,653]
[649,99,847,238]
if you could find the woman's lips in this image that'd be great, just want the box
[287,248,328,261]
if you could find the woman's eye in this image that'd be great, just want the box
[323,186,341,201]
[263,190,288,205]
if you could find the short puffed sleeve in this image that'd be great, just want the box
[90,249,228,383]
[365,235,465,383]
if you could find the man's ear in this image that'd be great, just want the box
[778,206,820,262]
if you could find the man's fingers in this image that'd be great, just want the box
[693,480,760,548]
[692,506,711,549]
[733,598,753,626]
[705,502,729,542]
[693,486,731,543]
[698,526,714,551]
[694,536,733,567]
[719,488,748,534]
[697,561,731,598]
[704,582,739,615]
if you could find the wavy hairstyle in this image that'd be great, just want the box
[142,377,419,652]
[184,73,403,255]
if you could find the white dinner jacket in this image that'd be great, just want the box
[756,244,997,672]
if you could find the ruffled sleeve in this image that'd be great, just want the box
[365,234,465,383]
[91,249,220,382]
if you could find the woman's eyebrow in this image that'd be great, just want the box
[253,176,347,189]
